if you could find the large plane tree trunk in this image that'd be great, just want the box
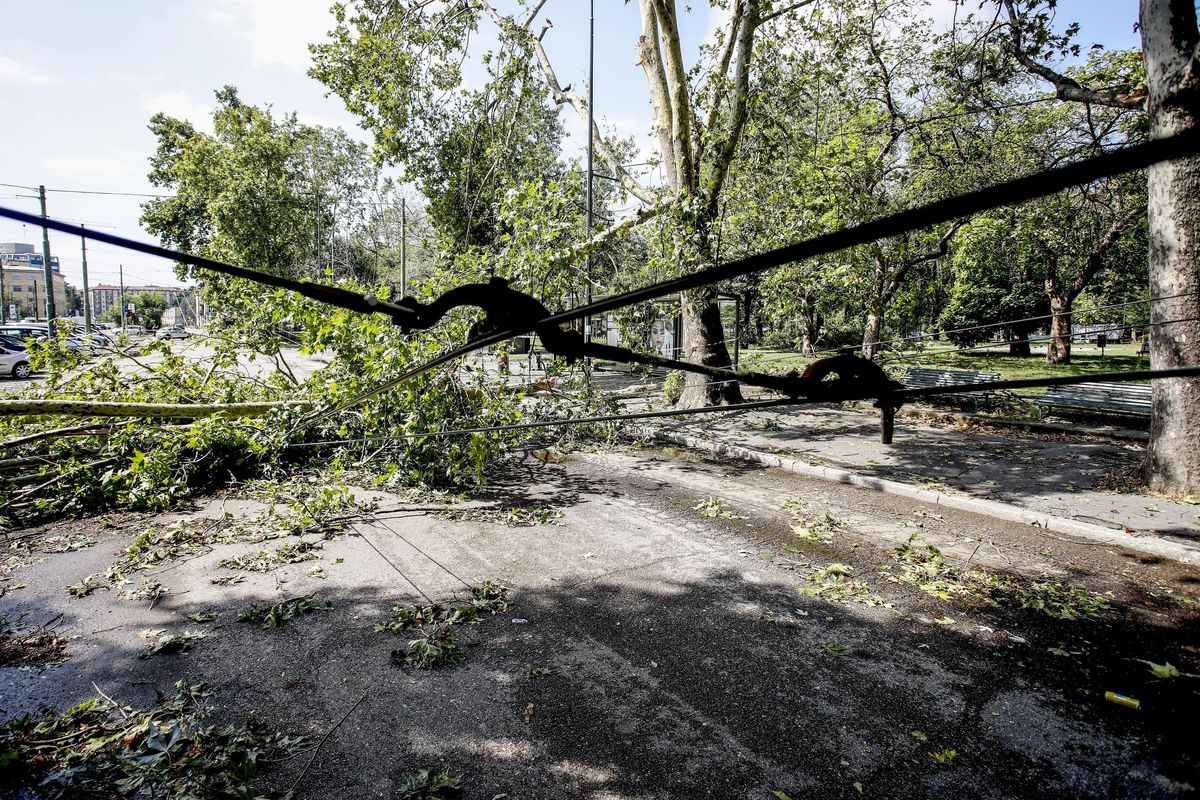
[679,286,743,406]
[1046,294,1073,365]
[1142,0,1200,493]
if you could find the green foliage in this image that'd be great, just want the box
[141,86,377,283]
[692,496,744,520]
[393,626,463,670]
[662,370,685,405]
[381,582,508,671]
[126,291,169,330]
[139,630,207,659]
[376,582,510,635]
[395,768,464,800]
[799,564,891,607]
[0,275,525,528]
[218,541,319,572]
[0,682,307,798]
[238,595,321,629]
[888,534,1110,620]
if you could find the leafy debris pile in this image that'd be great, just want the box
[139,630,207,659]
[886,534,1111,620]
[219,541,320,572]
[438,503,564,526]
[0,615,67,668]
[239,595,324,629]
[61,481,369,598]
[0,682,308,798]
[799,563,892,608]
[395,767,465,799]
[381,581,510,669]
[784,498,846,543]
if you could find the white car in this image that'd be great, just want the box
[155,326,191,340]
[0,345,32,379]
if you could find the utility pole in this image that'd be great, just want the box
[119,263,126,329]
[80,225,92,332]
[38,185,57,334]
[400,197,407,297]
[0,257,6,324]
[584,0,595,348]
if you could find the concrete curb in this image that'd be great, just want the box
[631,425,1200,566]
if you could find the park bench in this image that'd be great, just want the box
[1138,341,1150,357]
[1035,381,1151,418]
[901,366,1001,408]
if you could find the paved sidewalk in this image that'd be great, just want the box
[643,402,1200,546]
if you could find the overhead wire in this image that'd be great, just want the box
[3,128,1200,428]
[297,130,1200,423]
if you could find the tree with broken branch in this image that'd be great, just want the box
[311,0,820,406]
[951,0,1200,493]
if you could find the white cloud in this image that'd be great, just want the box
[0,55,56,86]
[204,0,337,73]
[140,90,214,128]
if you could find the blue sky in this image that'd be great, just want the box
[0,1,1140,291]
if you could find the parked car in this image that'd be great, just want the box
[0,324,49,342]
[120,325,147,337]
[0,334,27,352]
[155,326,191,340]
[0,345,32,379]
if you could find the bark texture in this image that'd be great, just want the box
[1142,0,1200,493]
[1046,294,1073,364]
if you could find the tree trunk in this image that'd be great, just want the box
[862,306,884,361]
[1046,294,1072,365]
[1142,0,1200,493]
[799,297,820,355]
[678,287,744,407]
[1007,335,1031,357]
[862,253,888,361]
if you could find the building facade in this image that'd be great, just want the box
[0,242,60,273]
[89,284,185,321]
[0,263,67,322]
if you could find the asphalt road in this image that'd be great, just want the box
[3,445,1197,798]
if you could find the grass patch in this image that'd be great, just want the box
[0,682,307,798]
[742,344,1149,401]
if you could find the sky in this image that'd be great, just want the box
[0,0,1141,294]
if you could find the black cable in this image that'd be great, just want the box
[5,128,1199,422]
[0,204,420,328]
[542,129,1200,330]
